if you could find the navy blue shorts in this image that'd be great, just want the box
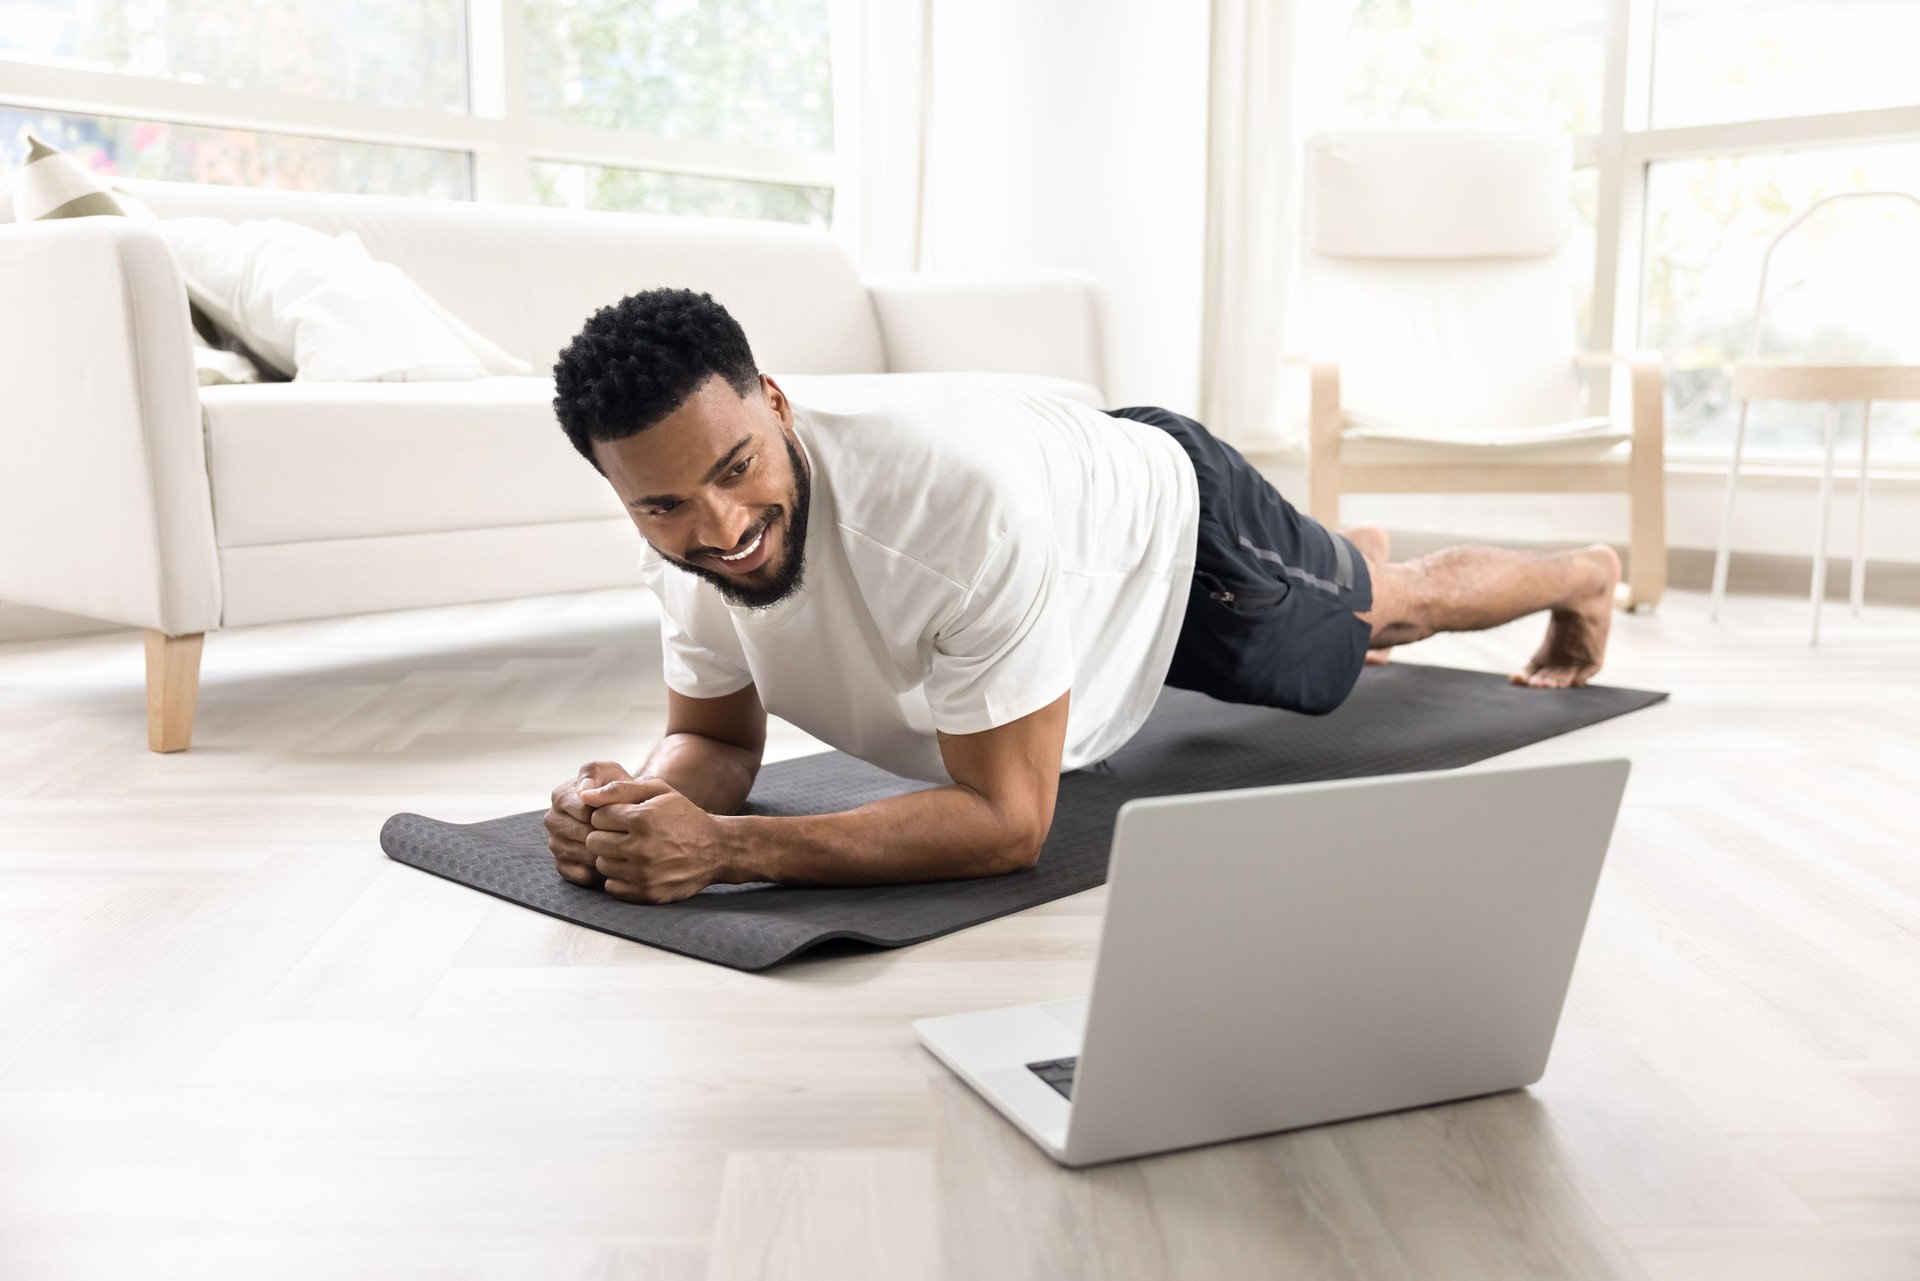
[1107,406,1374,716]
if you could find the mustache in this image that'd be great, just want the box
[688,509,779,562]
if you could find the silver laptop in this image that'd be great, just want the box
[914,757,1630,1167]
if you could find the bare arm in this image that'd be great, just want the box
[578,691,1071,901]
[637,684,767,814]
[724,690,1069,885]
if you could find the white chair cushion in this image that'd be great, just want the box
[201,371,1107,550]
[1341,420,1630,465]
[1305,125,1571,260]
[1306,255,1584,436]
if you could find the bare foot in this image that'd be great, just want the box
[1341,523,1390,565]
[1511,544,1621,689]
[1340,525,1396,665]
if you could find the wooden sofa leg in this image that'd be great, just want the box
[145,630,204,753]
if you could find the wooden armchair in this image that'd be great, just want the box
[1294,126,1666,610]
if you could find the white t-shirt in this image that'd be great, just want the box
[639,381,1200,783]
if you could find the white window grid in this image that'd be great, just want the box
[0,0,836,202]
[1585,0,1920,468]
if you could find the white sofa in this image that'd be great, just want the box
[0,180,1112,750]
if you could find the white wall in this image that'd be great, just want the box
[923,0,1212,413]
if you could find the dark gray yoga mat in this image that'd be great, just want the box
[382,664,1665,971]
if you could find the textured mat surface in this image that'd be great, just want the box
[382,664,1666,971]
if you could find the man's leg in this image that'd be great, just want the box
[1360,542,1622,688]
[1338,525,1393,665]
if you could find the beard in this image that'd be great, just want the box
[660,431,812,610]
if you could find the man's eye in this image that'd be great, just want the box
[729,458,751,477]
[647,501,678,516]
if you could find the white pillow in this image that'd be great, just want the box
[156,216,531,383]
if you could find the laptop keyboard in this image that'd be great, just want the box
[1026,1056,1078,1099]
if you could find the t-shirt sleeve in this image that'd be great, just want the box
[640,552,754,700]
[923,515,1075,736]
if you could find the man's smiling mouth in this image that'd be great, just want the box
[716,528,764,563]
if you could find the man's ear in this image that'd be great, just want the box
[761,373,792,427]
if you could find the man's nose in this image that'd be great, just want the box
[693,498,756,554]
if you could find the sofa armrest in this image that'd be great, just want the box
[862,270,1110,402]
[0,219,220,634]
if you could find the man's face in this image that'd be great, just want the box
[593,373,811,610]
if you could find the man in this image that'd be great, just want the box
[544,289,1619,904]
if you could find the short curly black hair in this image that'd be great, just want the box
[551,288,760,470]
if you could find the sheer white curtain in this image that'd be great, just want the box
[1200,0,1305,446]
[829,0,935,274]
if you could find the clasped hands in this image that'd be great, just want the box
[544,761,733,904]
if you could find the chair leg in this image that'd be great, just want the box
[145,629,204,753]
[1306,361,1343,525]
[1710,400,1750,621]
[1623,357,1667,611]
[1851,401,1871,615]
[1809,402,1840,646]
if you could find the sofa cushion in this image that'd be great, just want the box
[202,372,1108,551]
[12,133,130,220]
[202,378,619,549]
[119,179,888,378]
[161,217,531,382]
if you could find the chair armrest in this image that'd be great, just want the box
[0,219,220,633]
[862,270,1110,401]
[1577,349,1665,452]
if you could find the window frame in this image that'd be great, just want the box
[0,0,836,204]
[1587,0,1920,467]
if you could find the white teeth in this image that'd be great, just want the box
[717,529,764,563]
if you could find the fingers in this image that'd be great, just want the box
[555,858,604,888]
[551,779,591,823]
[550,834,604,888]
[544,806,593,845]
[553,761,633,822]
[545,802,605,886]
[579,760,634,789]
[583,828,632,856]
[580,776,675,809]
[602,877,691,905]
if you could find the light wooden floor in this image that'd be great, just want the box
[1,583,1916,1281]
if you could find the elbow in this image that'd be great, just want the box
[991,824,1048,875]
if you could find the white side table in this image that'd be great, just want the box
[1712,363,1920,644]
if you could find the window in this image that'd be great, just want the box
[0,104,471,198]
[0,0,468,109]
[524,0,832,151]
[1643,143,1920,455]
[1651,0,1920,129]
[0,0,834,223]
[1336,0,1606,135]
[1323,0,1920,462]
[531,160,830,227]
